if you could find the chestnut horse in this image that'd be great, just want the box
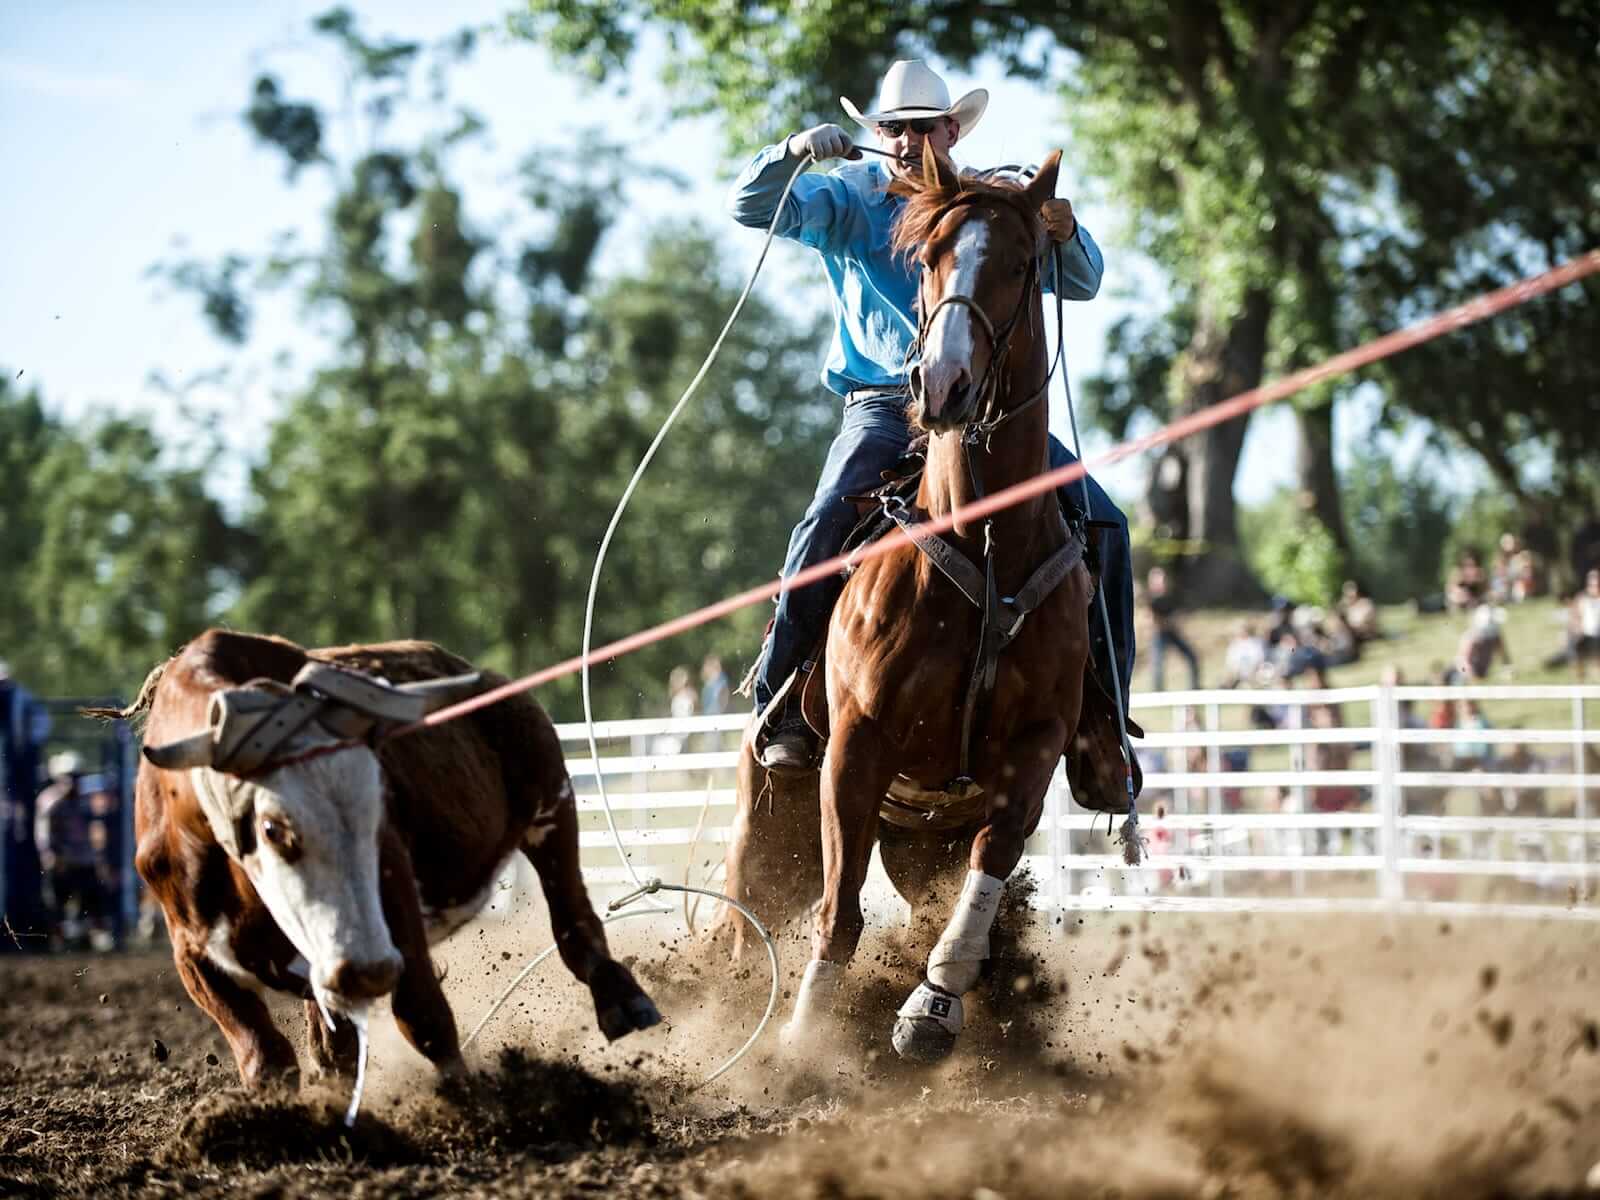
[713,148,1120,1061]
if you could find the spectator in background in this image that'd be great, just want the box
[1309,606,1360,668]
[1490,534,1517,604]
[668,666,698,720]
[1337,579,1381,643]
[1276,629,1330,690]
[1573,569,1600,681]
[1145,565,1200,692]
[1426,663,1459,731]
[1305,703,1359,848]
[1265,595,1297,650]
[1457,603,1512,681]
[1509,540,1542,602]
[34,753,110,951]
[1221,620,1269,688]
[1446,550,1488,612]
[699,654,731,717]
[654,666,701,756]
[1453,698,1494,767]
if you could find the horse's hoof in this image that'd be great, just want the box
[598,993,663,1041]
[892,1015,958,1063]
[591,960,663,1041]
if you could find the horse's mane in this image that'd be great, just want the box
[888,164,1041,264]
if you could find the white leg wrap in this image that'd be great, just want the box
[897,980,964,1036]
[927,870,1003,995]
[783,957,842,1042]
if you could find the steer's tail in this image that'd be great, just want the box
[81,658,170,726]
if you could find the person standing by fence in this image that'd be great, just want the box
[1573,569,1600,681]
[1145,566,1200,692]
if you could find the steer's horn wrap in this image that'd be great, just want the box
[395,672,484,713]
[142,729,218,770]
[291,663,482,724]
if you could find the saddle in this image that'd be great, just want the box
[763,449,1141,816]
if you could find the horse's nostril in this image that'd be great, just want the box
[949,377,972,416]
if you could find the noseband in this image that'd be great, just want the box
[910,193,1051,444]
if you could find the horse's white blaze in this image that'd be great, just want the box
[921,221,988,415]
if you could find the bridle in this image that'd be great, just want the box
[909,192,1057,446]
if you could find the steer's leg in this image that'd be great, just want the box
[893,717,1066,1062]
[377,830,464,1073]
[172,942,299,1089]
[786,712,894,1045]
[520,778,662,1041]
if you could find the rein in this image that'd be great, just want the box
[892,193,1087,788]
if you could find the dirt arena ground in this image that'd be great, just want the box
[4,895,1600,1198]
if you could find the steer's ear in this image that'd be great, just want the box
[143,730,217,770]
[395,672,483,714]
[1023,150,1062,212]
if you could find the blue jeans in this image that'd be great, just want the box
[754,397,1136,715]
[1150,628,1200,692]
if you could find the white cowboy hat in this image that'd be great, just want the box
[840,60,987,140]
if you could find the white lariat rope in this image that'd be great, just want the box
[460,880,782,1090]
[1054,243,1143,866]
[342,1004,371,1128]
[472,149,822,1089]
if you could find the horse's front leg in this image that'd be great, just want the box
[784,710,895,1046]
[893,716,1066,1062]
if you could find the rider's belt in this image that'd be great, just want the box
[844,385,909,406]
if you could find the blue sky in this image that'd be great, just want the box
[0,1,1334,511]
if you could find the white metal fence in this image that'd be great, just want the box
[555,684,1600,921]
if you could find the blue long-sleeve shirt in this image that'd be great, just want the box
[727,140,1104,397]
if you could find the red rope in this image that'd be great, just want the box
[384,249,1600,741]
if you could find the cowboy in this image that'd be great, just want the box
[728,59,1136,772]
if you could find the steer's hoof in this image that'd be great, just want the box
[591,960,663,1041]
[892,1015,958,1063]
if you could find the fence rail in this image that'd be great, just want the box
[554,684,1599,919]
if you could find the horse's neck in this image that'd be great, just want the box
[919,331,1051,547]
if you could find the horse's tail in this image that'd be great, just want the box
[81,659,170,727]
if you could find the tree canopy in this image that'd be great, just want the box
[511,0,1600,599]
[7,8,836,713]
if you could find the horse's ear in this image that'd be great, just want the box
[921,140,960,193]
[1024,150,1063,210]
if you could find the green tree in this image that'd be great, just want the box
[0,375,239,697]
[509,0,1599,603]
[160,8,836,717]
[1340,451,1457,605]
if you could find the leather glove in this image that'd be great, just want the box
[1041,197,1077,243]
[787,123,861,162]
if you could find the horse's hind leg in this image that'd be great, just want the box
[708,732,824,959]
[878,827,969,951]
[892,717,1065,1063]
[519,777,662,1040]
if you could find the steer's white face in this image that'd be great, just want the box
[193,746,401,1015]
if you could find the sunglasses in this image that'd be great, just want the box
[878,117,942,137]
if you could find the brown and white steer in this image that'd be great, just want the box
[121,629,659,1088]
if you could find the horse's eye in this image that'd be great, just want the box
[261,816,301,861]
